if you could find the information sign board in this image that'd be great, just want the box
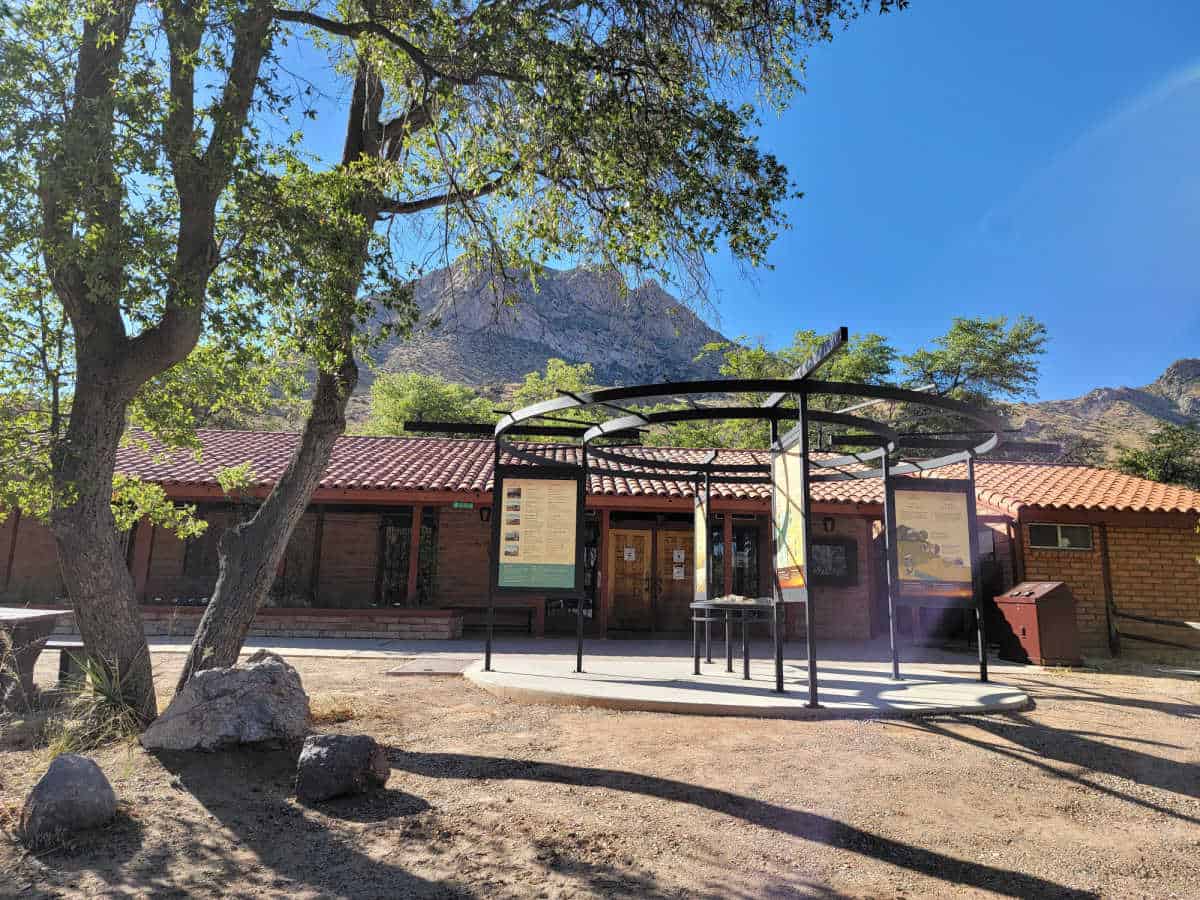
[494,469,585,593]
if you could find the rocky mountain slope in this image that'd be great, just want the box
[364,262,727,400]
[1017,359,1200,458]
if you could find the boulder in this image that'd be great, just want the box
[141,650,309,752]
[20,754,117,848]
[295,734,390,803]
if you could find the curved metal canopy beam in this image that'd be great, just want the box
[494,378,1009,480]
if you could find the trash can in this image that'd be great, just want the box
[994,581,1082,666]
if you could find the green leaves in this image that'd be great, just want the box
[362,371,494,435]
[1114,424,1200,490]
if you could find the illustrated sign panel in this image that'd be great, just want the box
[892,484,973,600]
[771,431,808,604]
[496,477,579,590]
[693,491,708,603]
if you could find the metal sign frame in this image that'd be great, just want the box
[489,463,588,597]
[885,477,978,606]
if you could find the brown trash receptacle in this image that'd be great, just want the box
[994,581,1082,666]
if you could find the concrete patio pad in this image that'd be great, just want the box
[465,650,1031,720]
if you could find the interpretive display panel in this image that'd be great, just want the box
[494,471,584,592]
[889,480,975,602]
[693,490,708,604]
[771,429,808,604]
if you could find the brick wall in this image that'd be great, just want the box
[315,512,381,607]
[1019,524,1108,653]
[1106,522,1200,651]
[434,507,491,604]
[143,526,188,602]
[1018,516,1200,656]
[1,515,64,603]
[790,515,873,641]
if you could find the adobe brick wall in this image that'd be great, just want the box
[143,526,189,601]
[1106,522,1200,650]
[0,514,64,603]
[316,512,381,607]
[789,515,873,641]
[435,507,491,604]
[1018,517,1200,656]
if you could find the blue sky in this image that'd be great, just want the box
[288,1,1200,401]
[704,0,1200,400]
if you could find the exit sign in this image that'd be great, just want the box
[451,501,474,510]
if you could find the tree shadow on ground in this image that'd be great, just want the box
[151,747,678,899]
[902,711,1200,825]
[389,750,1098,899]
[1014,676,1200,720]
[155,747,473,898]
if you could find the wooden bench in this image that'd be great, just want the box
[45,638,85,684]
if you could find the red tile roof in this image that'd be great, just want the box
[115,430,1200,515]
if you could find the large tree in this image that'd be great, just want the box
[363,372,494,435]
[3,0,907,713]
[0,0,280,720]
[172,1,910,688]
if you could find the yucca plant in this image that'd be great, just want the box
[41,653,143,757]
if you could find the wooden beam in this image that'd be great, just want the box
[3,508,20,591]
[129,520,154,601]
[722,512,733,596]
[406,504,424,605]
[598,509,611,636]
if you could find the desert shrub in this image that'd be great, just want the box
[40,654,143,756]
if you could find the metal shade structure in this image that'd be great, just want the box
[477,327,1014,706]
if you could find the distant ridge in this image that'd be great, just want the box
[1017,358,1200,458]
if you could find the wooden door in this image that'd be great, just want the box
[655,530,693,632]
[609,529,652,630]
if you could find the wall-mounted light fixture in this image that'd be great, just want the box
[822,516,835,533]
[479,506,491,523]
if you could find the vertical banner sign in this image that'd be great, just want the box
[496,474,580,590]
[890,481,974,601]
[693,490,708,604]
[771,429,809,604]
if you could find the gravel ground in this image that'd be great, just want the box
[1,652,1198,898]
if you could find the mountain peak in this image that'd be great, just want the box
[364,262,728,400]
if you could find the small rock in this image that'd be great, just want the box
[141,651,309,752]
[295,734,389,803]
[20,755,117,849]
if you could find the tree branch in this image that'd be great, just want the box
[378,176,508,216]
[273,8,526,85]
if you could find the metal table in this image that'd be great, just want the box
[690,598,790,692]
[0,606,71,710]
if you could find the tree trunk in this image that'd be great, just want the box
[174,354,358,689]
[49,357,157,723]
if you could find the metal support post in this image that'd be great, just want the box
[967,454,989,683]
[725,610,733,672]
[742,612,750,680]
[799,392,820,708]
[881,453,902,681]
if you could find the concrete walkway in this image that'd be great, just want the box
[148,635,1031,719]
[466,649,1031,720]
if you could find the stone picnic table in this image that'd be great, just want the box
[0,606,71,710]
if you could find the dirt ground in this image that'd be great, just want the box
[1,652,1198,899]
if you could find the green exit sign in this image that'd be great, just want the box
[452,501,475,510]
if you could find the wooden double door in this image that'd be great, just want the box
[608,527,694,633]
